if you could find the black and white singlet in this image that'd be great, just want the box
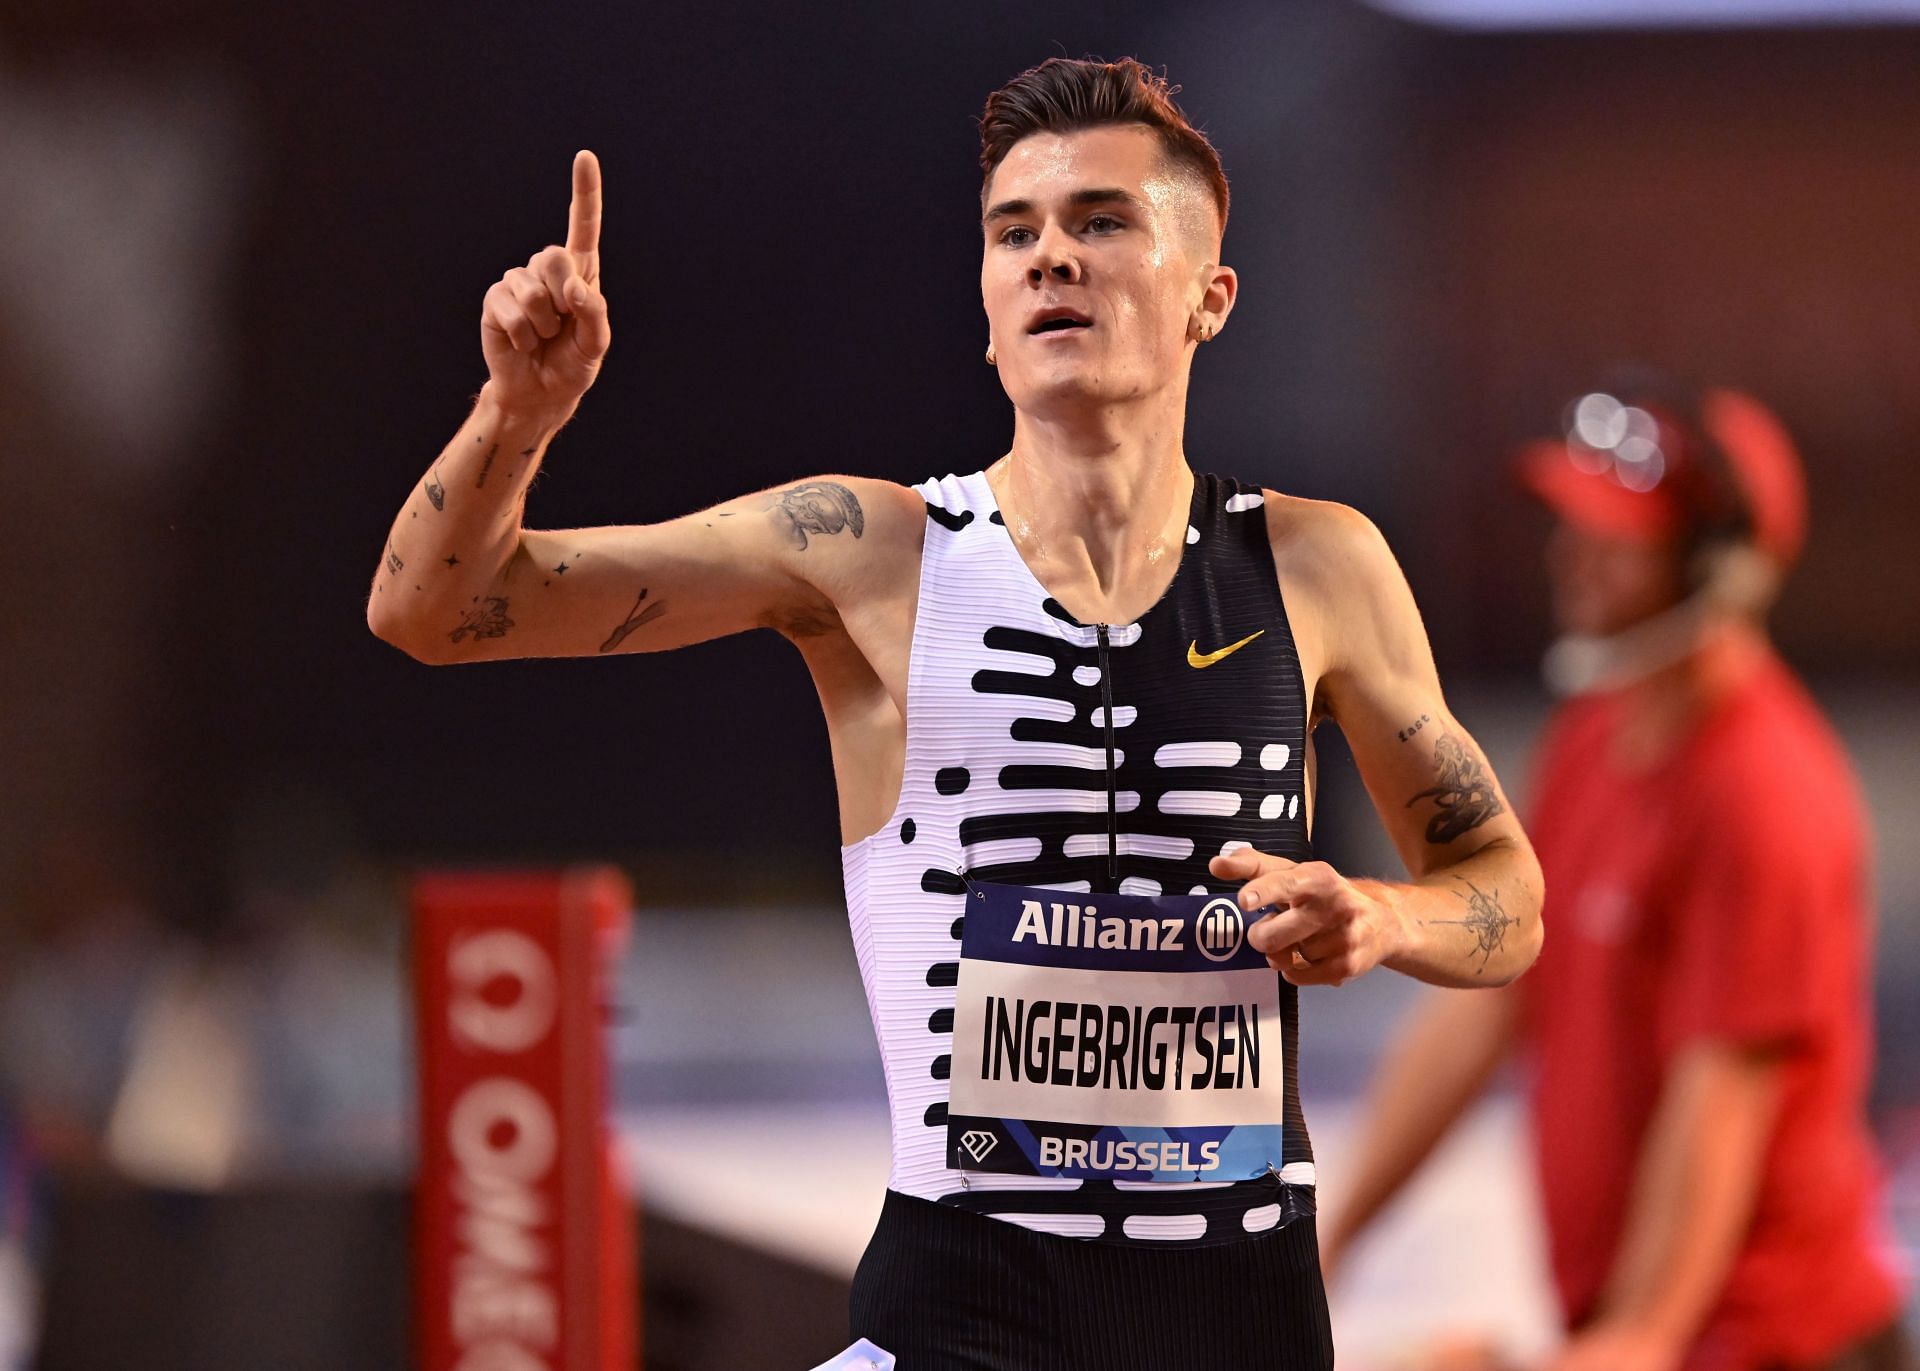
[841,469,1316,1249]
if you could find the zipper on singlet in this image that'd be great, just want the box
[1096,623,1118,889]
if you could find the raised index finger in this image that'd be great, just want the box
[567,148,602,266]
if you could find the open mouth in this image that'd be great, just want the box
[1027,309,1093,335]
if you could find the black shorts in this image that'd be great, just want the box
[849,1189,1335,1370]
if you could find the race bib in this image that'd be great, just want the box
[945,880,1289,1183]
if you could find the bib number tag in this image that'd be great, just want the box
[945,881,1288,1183]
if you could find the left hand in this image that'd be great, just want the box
[1208,848,1411,987]
[1537,1323,1684,1371]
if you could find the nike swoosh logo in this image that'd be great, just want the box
[1187,630,1265,669]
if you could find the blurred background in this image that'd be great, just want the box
[1,0,1916,1366]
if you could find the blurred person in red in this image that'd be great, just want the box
[1319,378,1910,1371]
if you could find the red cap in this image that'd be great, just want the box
[1699,387,1807,568]
[1515,386,1807,569]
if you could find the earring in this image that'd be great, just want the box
[985,342,998,366]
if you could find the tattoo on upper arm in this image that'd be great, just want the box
[1430,878,1517,973]
[765,481,865,551]
[599,588,667,653]
[450,596,513,643]
[1397,713,1430,743]
[1405,734,1506,843]
[475,443,499,488]
[425,468,446,511]
[385,543,404,575]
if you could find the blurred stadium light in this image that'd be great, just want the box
[1362,0,1920,27]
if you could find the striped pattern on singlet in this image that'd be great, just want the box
[841,469,1315,1246]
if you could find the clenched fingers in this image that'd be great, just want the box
[1287,936,1359,987]
[483,279,540,353]
[1246,910,1344,985]
[506,270,563,340]
[530,246,579,316]
[1247,907,1316,957]
[527,243,609,362]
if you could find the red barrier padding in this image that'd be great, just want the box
[414,868,638,1371]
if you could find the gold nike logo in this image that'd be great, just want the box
[1187,630,1265,669]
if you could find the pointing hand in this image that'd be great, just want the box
[479,149,611,418]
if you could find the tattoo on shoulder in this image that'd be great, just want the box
[449,596,513,644]
[1430,878,1518,974]
[765,481,865,551]
[599,588,668,653]
[1405,733,1505,843]
[1397,713,1430,743]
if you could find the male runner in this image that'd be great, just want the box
[370,57,1543,1369]
[1319,382,1910,1371]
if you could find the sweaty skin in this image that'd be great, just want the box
[368,133,1542,993]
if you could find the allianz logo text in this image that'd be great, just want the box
[1010,898,1246,959]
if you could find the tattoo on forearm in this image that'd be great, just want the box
[599,588,667,653]
[1430,878,1518,973]
[425,467,446,511]
[1406,734,1506,843]
[475,443,499,488]
[765,481,865,551]
[449,596,513,644]
[1397,713,1430,743]
[385,543,403,575]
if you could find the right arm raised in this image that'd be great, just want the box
[366,150,918,663]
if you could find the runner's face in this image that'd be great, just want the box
[980,125,1217,414]
[1545,520,1687,638]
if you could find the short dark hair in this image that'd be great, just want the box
[978,57,1229,235]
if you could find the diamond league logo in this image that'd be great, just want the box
[959,1129,998,1163]
[1196,897,1246,962]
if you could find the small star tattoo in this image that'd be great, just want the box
[553,562,569,576]
[443,554,460,568]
